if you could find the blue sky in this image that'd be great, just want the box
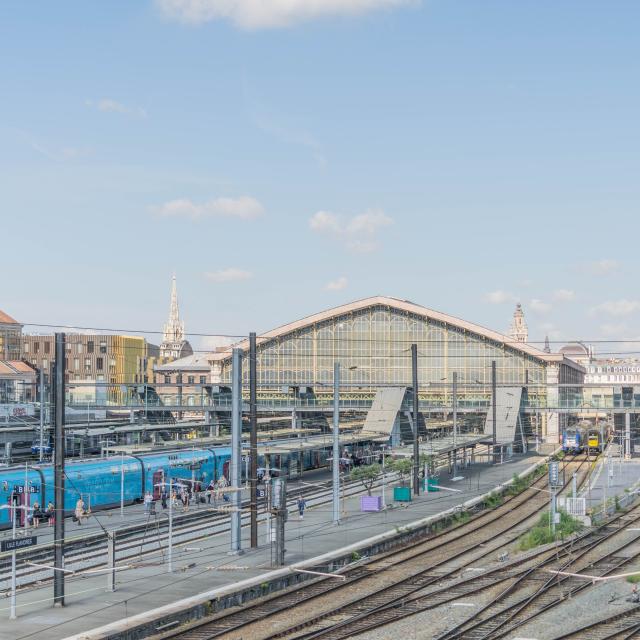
[2,1,639,352]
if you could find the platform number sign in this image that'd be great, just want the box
[548,461,560,487]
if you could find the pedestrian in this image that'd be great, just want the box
[144,491,153,515]
[32,502,42,529]
[46,501,54,526]
[207,480,215,504]
[297,496,307,520]
[161,487,168,510]
[181,489,189,512]
[75,497,85,526]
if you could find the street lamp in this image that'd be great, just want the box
[0,504,30,619]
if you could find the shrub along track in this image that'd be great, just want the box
[158,456,588,640]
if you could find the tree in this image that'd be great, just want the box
[350,464,381,496]
[389,458,413,487]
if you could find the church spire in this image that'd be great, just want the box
[160,274,192,359]
[544,335,551,353]
[509,303,529,343]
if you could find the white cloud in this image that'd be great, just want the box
[153,196,264,220]
[325,276,348,291]
[484,290,515,304]
[156,0,415,29]
[85,98,147,118]
[204,268,253,283]
[309,208,393,253]
[581,259,620,276]
[200,335,235,351]
[553,289,575,301]
[600,323,629,337]
[529,299,552,314]
[591,299,640,317]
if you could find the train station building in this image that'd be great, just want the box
[159,296,585,444]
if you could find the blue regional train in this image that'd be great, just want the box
[0,443,331,528]
[562,426,587,454]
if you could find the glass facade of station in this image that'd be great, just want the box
[219,305,549,405]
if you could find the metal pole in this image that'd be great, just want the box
[230,348,242,553]
[107,531,116,592]
[491,360,497,464]
[551,489,556,534]
[381,445,386,509]
[625,413,631,460]
[572,472,577,500]
[249,332,258,548]
[39,367,45,463]
[10,505,16,619]
[333,362,340,524]
[411,344,420,495]
[53,332,65,607]
[452,371,458,477]
[120,452,125,519]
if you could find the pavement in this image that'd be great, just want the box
[580,442,640,511]
[0,452,548,640]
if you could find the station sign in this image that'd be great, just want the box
[1,536,37,552]
[257,489,266,499]
[548,461,560,487]
[0,404,35,418]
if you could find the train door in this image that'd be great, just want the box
[152,470,164,499]
[223,460,230,481]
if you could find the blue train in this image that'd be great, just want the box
[0,442,333,528]
[562,426,587,454]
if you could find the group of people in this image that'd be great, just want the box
[141,476,232,516]
[26,501,55,528]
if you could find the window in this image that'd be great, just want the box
[109,359,116,368]
[188,376,195,384]
[77,343,83,354]
[34,342,40,354]
[88,341,94,354]
[42,358,48,369]
[97,374,104,381]
[23,342,29,354]
[44,341,50,354]
[100,341,107,354]
[73,358,79,370]
[164,375,171,384]
[199,376,206,384]
[96,357,103,370]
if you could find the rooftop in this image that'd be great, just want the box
[0,310,20,325]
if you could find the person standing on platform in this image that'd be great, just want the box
[297,496,307,520]
[144,491,153,515]
[46,501,54,526]
[75,497,85,526]
[161,486,168,510]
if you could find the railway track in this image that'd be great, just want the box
[156,455,586,640]
[550,607,640,639]
[434,508,640,640]
[0,473,382,592]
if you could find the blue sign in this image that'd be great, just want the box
[549,461,560,486]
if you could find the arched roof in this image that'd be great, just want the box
[210,296,566,364]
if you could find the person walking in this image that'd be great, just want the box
[144,491,153,515]
[297,496,307,520]
[207,480,215,504]
[46,501,54,526]
[75,497,85,526]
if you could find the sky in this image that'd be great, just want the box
[2,0,639,353]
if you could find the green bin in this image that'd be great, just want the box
[426,477,440,492]
[394,486,412,502]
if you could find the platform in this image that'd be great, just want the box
[0,451,550,639]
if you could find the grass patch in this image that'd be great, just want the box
[507,473,528,496]
[626,574,640,584]
[518,511,584,551]
[484,493,503,509]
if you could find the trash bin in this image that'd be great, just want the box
[393,486,412,502]
[426,477,440,492]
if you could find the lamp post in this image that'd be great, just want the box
[1,504,29,619]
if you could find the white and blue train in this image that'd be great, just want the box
[0,443,331,528]
[562,426,587,454]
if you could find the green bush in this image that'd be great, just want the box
[518,511,583,550]
[484,493,503,509]
[626,574,640,584]
[508,473,528,496]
